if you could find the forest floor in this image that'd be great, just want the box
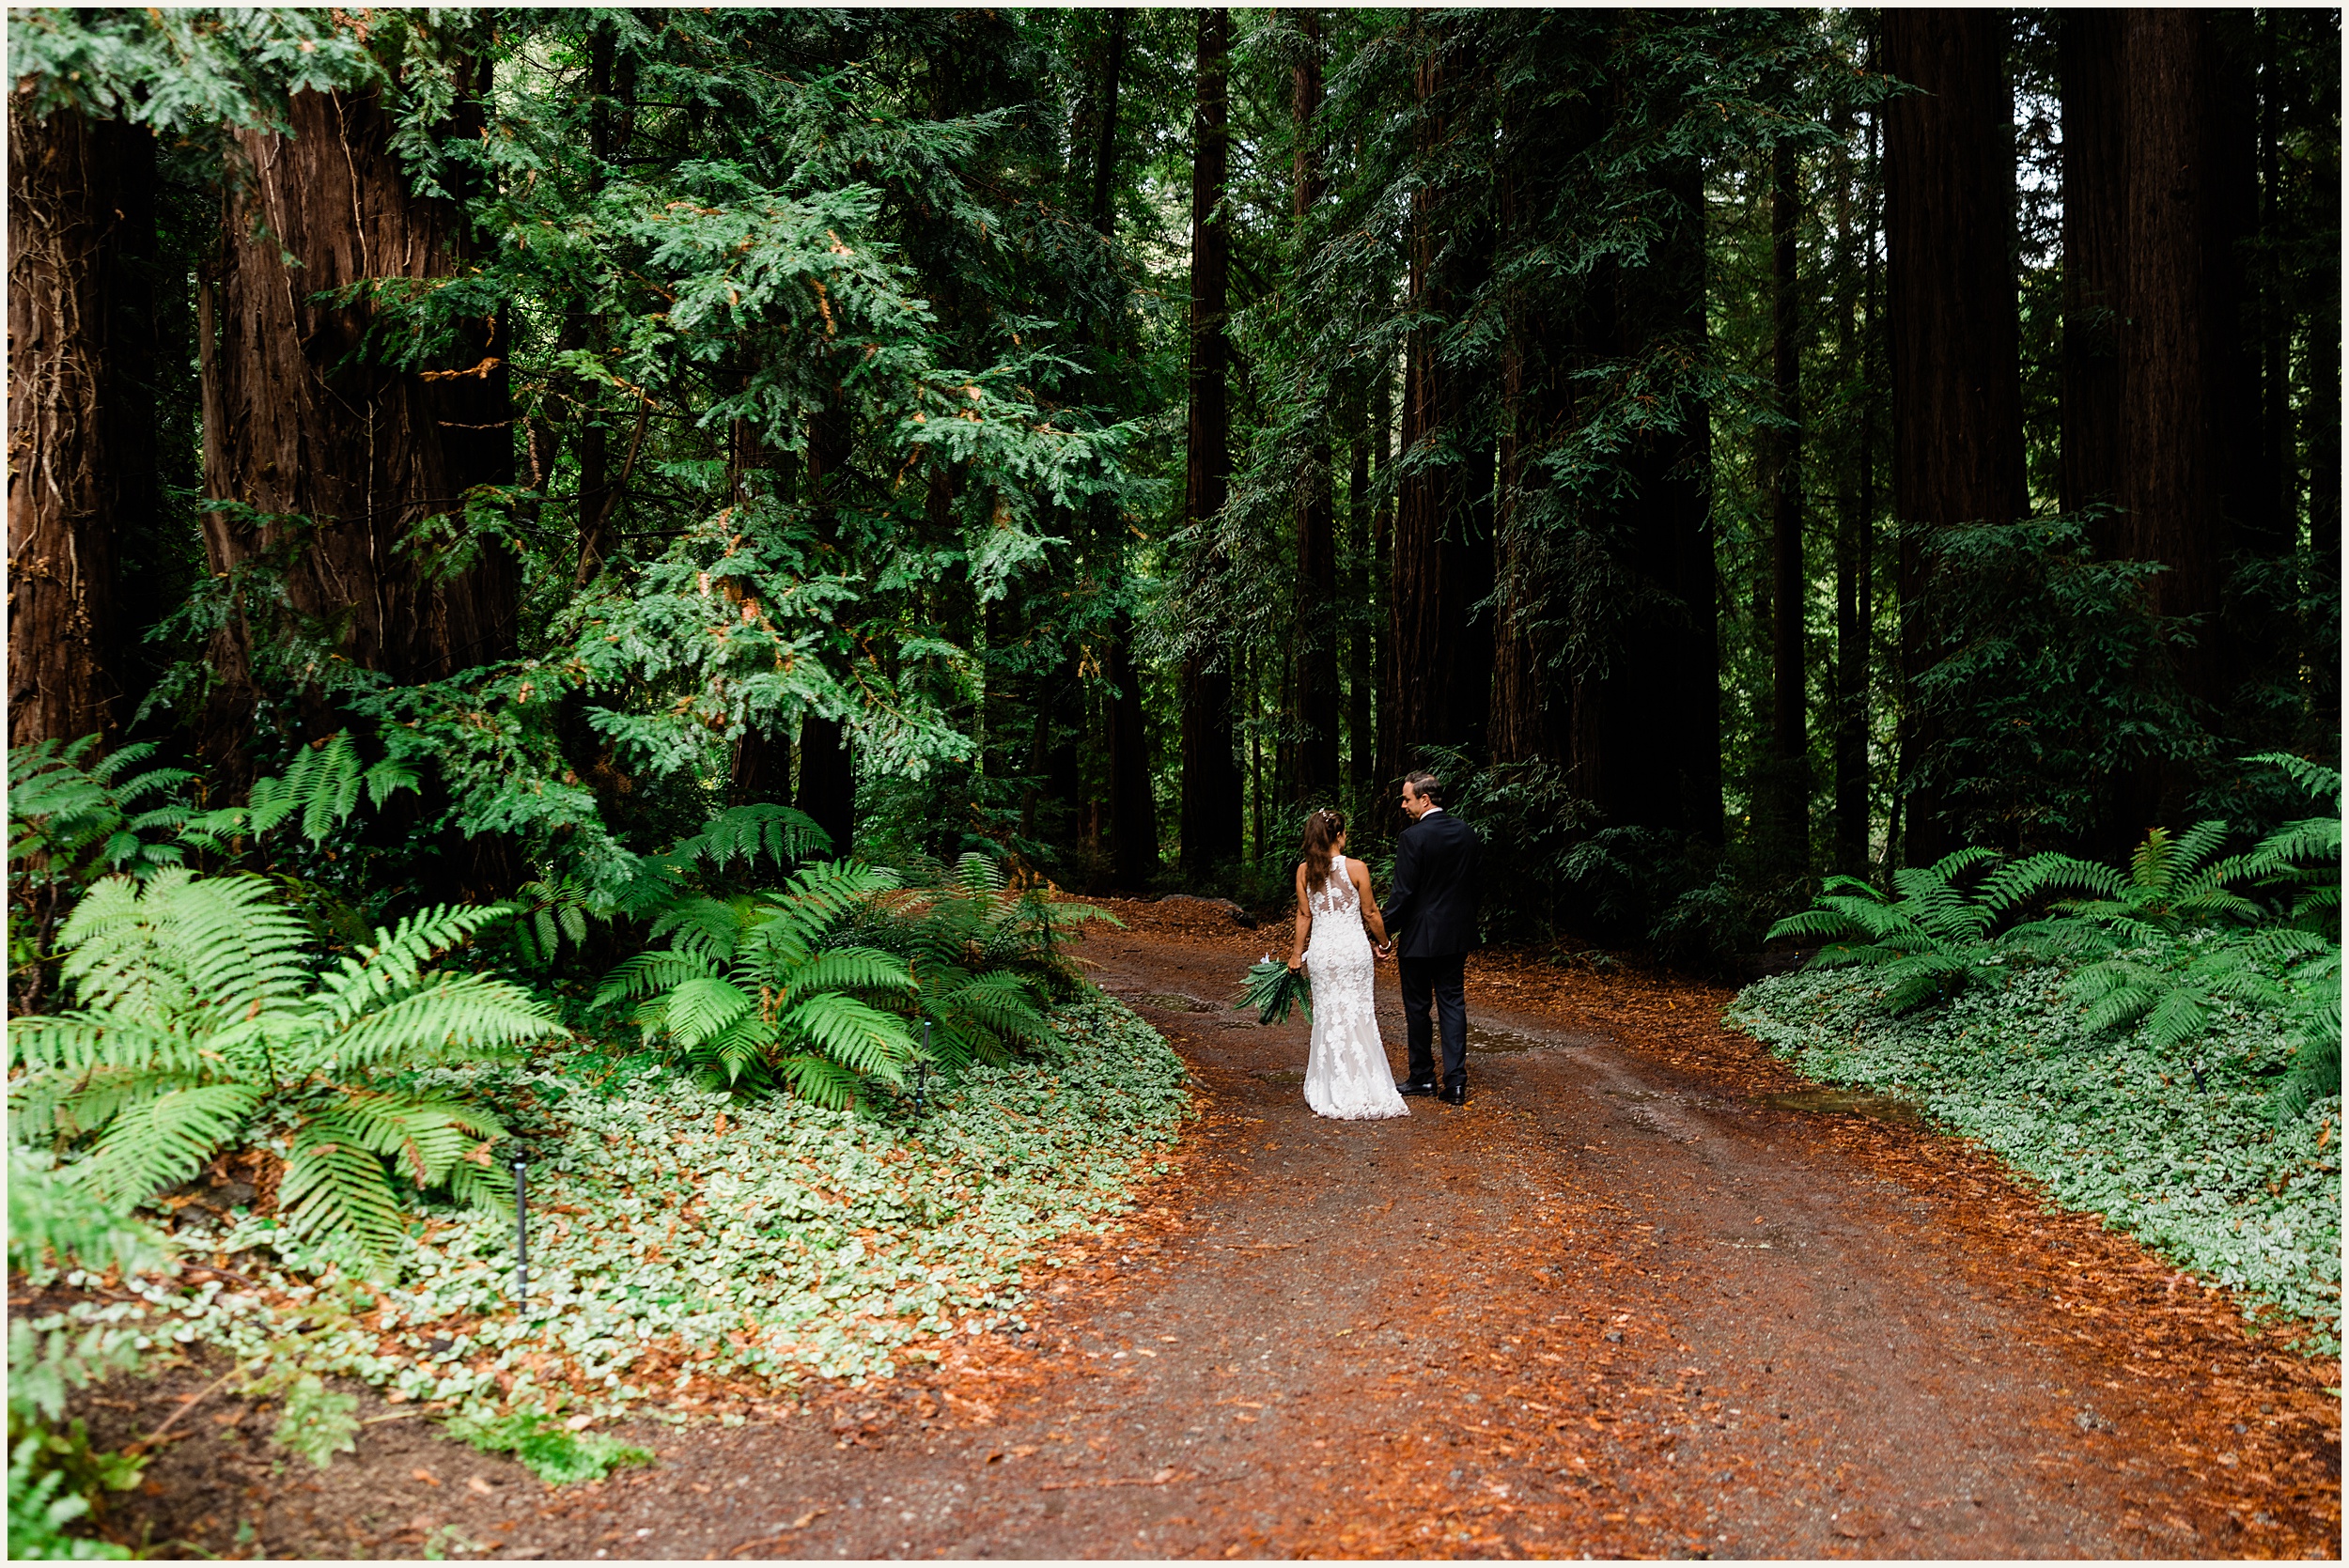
[74,903,2341,1560]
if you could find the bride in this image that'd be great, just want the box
[1285,810,1408,1121]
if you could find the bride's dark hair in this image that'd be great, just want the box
[1300,809,1346,894]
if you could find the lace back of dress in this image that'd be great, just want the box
[1310,853,1359,916]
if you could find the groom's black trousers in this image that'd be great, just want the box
[1398,953,1468,1091]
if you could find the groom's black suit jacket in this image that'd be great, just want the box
[1380,808,1482,958]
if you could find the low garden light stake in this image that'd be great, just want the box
[513,1157,529,1310]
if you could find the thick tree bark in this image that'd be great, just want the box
[1382,29,1470,791]
[2119,10,2240,754]
[1832,108,1879,877]
[1346,396,1375,804]
[793,396,859,856]
[1077,18,1159,889]
[199,82,517,769]
[1178,8,1242,877]
[2305,10,2342,740]
[1291,14,1341,807]
[1487,99,1564,769]
[7,107,155,750]
[1368,356,1393,796]
[2059,10,2127,541]
[1763,136,1810,874]
[1883,10,2027,865]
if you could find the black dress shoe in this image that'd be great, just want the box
[1438,1082,1467,1106]
[1396,1078,1438,1097]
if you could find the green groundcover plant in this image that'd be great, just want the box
[22,996,1190,1436]
[1728,964,2341,1348]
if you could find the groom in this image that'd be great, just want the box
[1377,769,1482,1107]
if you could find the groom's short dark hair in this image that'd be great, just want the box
[1404,769,1443,806]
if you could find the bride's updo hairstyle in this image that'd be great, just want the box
[1300,809,1346,894]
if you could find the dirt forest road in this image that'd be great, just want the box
[105,908,2340,1560]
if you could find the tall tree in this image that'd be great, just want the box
[1883,8,2027,864]
[1830,103,1878,877]
[2118,9,2246,796]
[7,105,155,748]
[1290,11,1341,807]
[792,392,858,857]
[1084,14,1159,889]
[1382,23,1469,789]
[2059,10,2126,541]
[1345,392,1376,803]
[1762,133,1810,873]
[1178,8,1242,876]
[198,78,517,768]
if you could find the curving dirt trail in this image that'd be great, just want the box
[91,909,2340,1559]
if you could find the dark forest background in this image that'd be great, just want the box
[8,7,2341,962]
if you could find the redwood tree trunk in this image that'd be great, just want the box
[1291,15,1341,807]
[7,106,155,749]
[1082,18,1159,889]
[1382,29,1462,792]
[1832,108,1878,877]
[1764,135,1810,874]
[2060,9,2127,539]
[2120,9,2239,795]
[792,394,858,856]
[199,82,517,768]
[1345,395,1375,803]
[1883,10,2027,865]
[1178,8,1242,877]
[1487,100,1563,768]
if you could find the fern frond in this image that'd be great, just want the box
[314,973,565,1072]
[677,803,832,873]
[780,946,915,999]
[2247,750,2342,809]
[1981,852,2123,913]
[311,903,515,1028]
[661,975,756,1047]
[774,1052,863,1110]
[79,1083,264,1205]
[278,1123,408,1265]
[591,951,714,1010]
[783,992,914,1081]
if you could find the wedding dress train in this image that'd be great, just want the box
[1301,855,1409,1121]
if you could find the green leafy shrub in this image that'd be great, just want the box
[839,852,1121,1071]
[1764,846,2115,1010]
[445,1411,651,1485]
[7,738,194,892]
[7,1151,163,1285]
[593,860,920,1105]
[10,870,566,1268]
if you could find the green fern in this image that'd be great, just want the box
[8,738,194,893]
[8,871,565,1273]
[593,861,918,1107]
[1766,850,2050,1012]
[180,732,417,853]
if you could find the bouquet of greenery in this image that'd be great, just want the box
[1237,955,1312,1027]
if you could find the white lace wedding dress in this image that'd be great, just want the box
[1301,855,1409,1121]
